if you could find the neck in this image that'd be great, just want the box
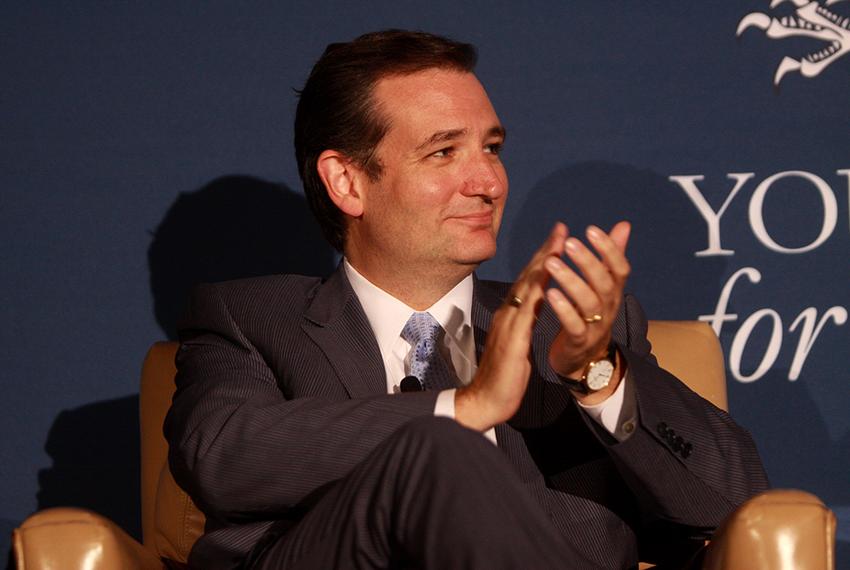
[345,254,475,311]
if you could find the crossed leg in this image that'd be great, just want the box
[248,416,601,570]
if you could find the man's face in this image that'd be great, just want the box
[351,68,507,276]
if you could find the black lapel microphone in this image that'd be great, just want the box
[400,375,424,392]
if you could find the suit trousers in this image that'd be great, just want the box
[246,416,603,570]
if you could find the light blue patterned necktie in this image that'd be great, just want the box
[401,312,458,391]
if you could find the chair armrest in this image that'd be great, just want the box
[703,489,836,570]
[13,507,164,570]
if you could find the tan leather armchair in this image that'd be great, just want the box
[13,322,836,569]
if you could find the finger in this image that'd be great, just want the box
[510,222,568,305]
[541,221,568,257]
[608,220,631,253]
[509,270,549,322]
[503,223,568,340]
[492,278,548,362]
[544,256,602,319]
[545,287,588,338]
[565,236,616,302]
[520,222,566,271]
[586,225,631,283]
[521,222,567,280]
[531,222,568,270]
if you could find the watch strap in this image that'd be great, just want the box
[556,374,589,394]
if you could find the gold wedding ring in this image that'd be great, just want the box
[508,295,523,308]
[584,313,603,323]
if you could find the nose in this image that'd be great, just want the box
[461,153,507,200]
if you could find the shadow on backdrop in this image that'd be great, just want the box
[2,518,17,570]
[149,175,335,339]
[37,396,142,540]
[730,367,850,567]
[31,176,334,562]
[732,367,850,505]
[509,161,726,319]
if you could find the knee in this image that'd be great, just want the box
[383,417,517,500]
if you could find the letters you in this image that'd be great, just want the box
[668,170,849,382]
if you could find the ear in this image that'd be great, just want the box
[316,150,364,218]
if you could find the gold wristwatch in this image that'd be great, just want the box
[559,343,617,394]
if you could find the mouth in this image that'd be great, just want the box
[813,3,850,33]
[781,3,850,63]
[451,211,494,227]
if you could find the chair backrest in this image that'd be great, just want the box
[140,341,204,563]
[138,320,726,563]
[646,320,727,411]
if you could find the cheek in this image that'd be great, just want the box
[407,174,457,212]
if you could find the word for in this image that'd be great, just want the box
[699,267,847,383]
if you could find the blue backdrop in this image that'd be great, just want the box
[3,1,848,565]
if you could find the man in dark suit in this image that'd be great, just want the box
[165,30,768,569]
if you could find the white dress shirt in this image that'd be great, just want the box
[344,260,634,443]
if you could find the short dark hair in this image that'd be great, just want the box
[294,30,478,252]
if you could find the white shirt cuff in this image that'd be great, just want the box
[576,371,636,442]
[434,388,456,418]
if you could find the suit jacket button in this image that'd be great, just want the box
[622,421,635,435]
[672,435,684,452]
[656,422,668,437]
[682,442,693,458]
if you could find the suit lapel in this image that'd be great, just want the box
[471,275,503,364]
[301,265,387,398]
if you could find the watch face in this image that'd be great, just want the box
[586,360,614,391]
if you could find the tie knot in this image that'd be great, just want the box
[401,312,442,345]
[400,312,456,391]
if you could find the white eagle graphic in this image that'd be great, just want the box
[738,0,850,85]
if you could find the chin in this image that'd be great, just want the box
[450,239,498,267]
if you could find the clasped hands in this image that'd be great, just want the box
[455,221,631,432]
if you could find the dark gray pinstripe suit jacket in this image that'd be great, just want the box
[165,266,768,570]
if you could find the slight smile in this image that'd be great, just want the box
[451,211,493,227]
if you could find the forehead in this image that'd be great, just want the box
[371,69,500,144]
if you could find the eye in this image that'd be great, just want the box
[431,147,454,158]
[485,142,504,155]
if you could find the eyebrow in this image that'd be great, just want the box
[414,125,506,152]
[488,125,507,142]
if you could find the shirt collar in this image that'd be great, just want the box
[343,259,473,357]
